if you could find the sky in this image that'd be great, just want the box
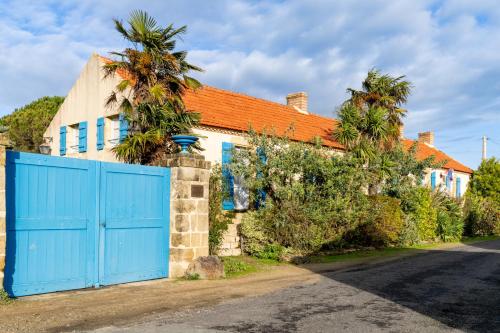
[0,0,499,168]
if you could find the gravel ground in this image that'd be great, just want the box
[89,239,500,333]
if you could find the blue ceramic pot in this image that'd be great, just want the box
[171,135,199,154]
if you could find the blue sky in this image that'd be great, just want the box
[0,0,499,168]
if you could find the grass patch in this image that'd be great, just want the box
[460,235,500,244]
[0,289,13,305]
[306,235,500,264]
[184,273,200,280]
[222,256,282,278]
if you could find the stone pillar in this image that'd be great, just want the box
[165,153,211,278]
[0,145,6,288]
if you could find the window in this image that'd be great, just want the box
[107,116,120,147]
[68,124,80,152]
[456,177,462,198]
[233,146,249,211]
[106,114,128,146]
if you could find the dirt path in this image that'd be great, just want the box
[0,264,319,333]
[0,241,487,333]
[93,239,500,333]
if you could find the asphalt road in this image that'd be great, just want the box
[91,240,500,333]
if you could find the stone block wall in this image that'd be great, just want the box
[219,213,243,256]
[165,154,211,278]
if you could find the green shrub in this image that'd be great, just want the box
[436,210,463,242]
[364,196,403,246]
[349,196,403,247]
[401,187,437,242]
[239,211,271,256]
[208,164,233,255]
[463,194,500,236]
[184,273,200,280]
[256,243,285,260]
[398,214,420,246]
[0,289,12,304]
[468,158,500,204]
[222,257,254,277]
[232,133,369,254]
[433,192,464,242]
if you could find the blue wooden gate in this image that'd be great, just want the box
[4,151,170,297]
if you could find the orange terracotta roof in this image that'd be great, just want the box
[402,139,473,174]
[99,56,472,174]
[183,86,343,149]
[98,55,135,82]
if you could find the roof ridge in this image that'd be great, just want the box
[403,139,472,173]
[194,85,339,123]
[98,54,338,123]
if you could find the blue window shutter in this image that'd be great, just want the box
[431,171,436,190]
[59,126,66,156]
[256,147,267,208]
[96,117,104,150]
[222,142,234,210]
[78,121,87,153]
[119,113,128,143]
[456,177,461,198]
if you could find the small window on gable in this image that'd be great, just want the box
[107,116,120,147]
[68,124,80,152]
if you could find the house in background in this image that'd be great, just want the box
[43,54,473,254]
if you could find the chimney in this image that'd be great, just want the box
[399,124,404,139]
[418,131,434,146]
[286,92,308,114]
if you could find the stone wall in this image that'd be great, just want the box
[165,154,211,278]
[219,213,243,256]
[0,145,6,288]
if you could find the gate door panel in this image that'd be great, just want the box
[99,162,170,286]
[4,152,97,296]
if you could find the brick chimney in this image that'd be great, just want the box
[286,92,308,114]
[418,131,434,146]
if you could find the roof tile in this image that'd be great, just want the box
[100,56,472,174]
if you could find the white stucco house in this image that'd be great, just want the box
[43,54,473,254]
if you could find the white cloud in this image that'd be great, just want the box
[0,0,499,166]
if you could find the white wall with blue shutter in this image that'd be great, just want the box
[119,113,128,143]
[78,121,88,153]
[431,171,436,190]
[221,142,234,210]
[96,117,104,150]
[59,126,66,156]
[456,177,461,198]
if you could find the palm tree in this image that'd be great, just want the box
[334,69,411,159]
[104,10,203,164]
[333,70,412,195]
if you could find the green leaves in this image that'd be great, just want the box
[334,69,412,160]
[113,102,202,164]
[229,131,369,253]
[333,70,413,194]
[468,158,500,204]
[0,96,64,152]
[107,11,203,164]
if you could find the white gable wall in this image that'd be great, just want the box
[44,54,124,162]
